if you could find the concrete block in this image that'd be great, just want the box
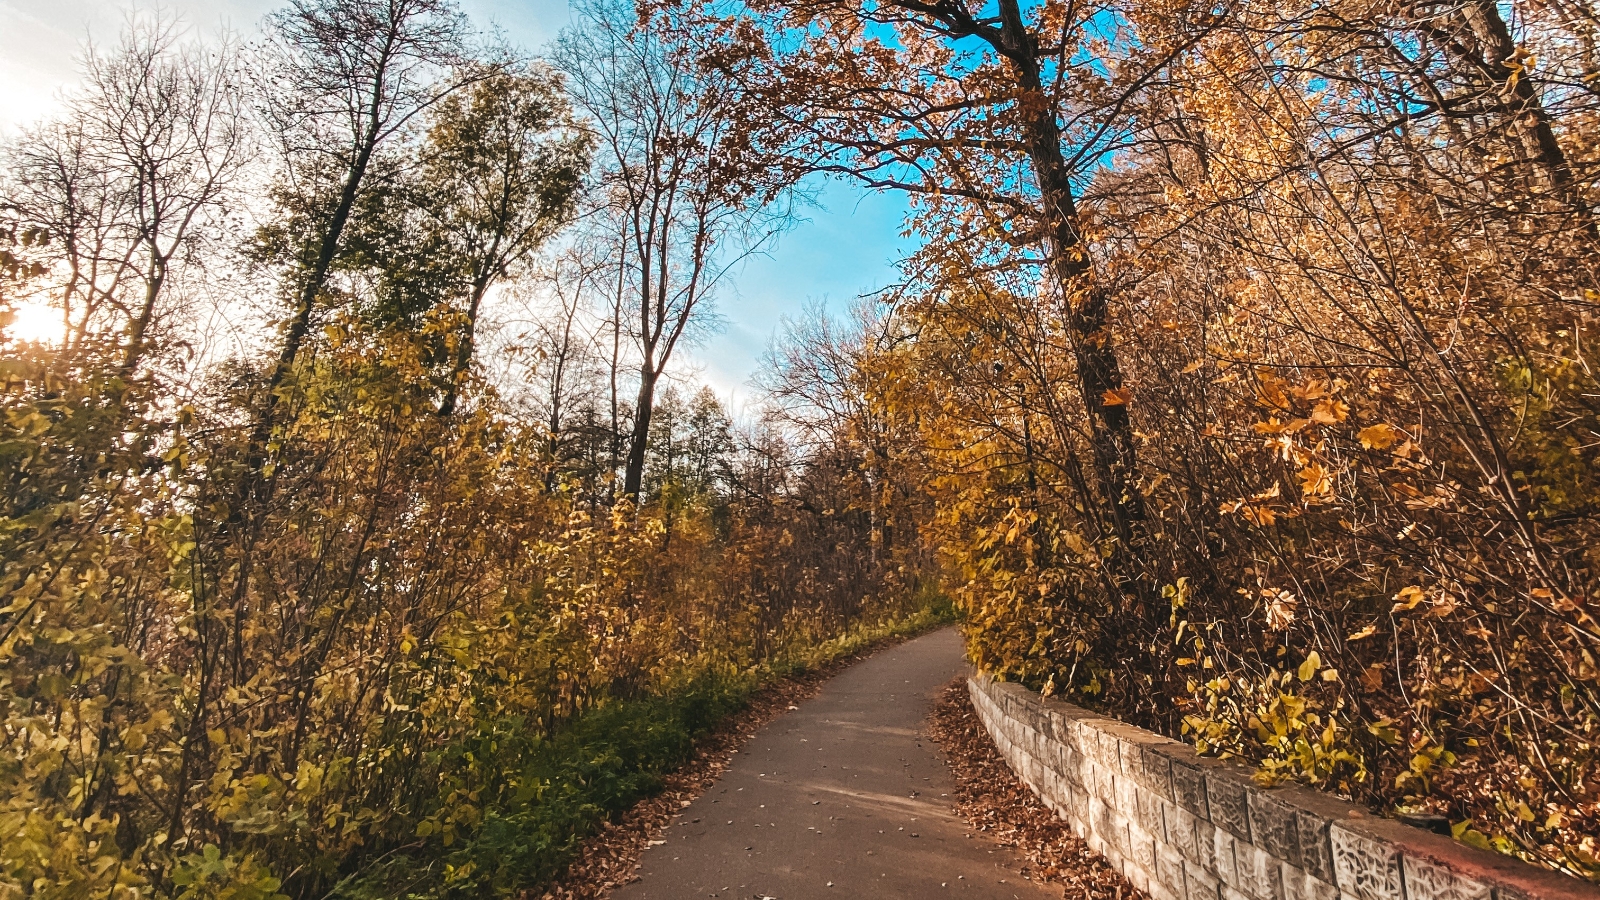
[1108,810,1133,856]
[1235,840,1286,900]
[1136,787,1170,837]
[1158,843,1189,893]
[1250,788,1304,869]
[1208,770,1254,841]
[1167,751,1213,821]
[1090,795,1115,844]
[1098,729,1124,770]
[1167,805,1205,865]
[1297,809,1336,883]
[1152,880,1184,900]
[1091,761,1115,798]
[1330,822,1404,900]
[1282,864,1339,900]
[1129,822,1159,874]
[1403,856,1492,900]
[1142,743,1177,800]
[1117,771,1140,816]
[1128,863,1152,894]
[1187,861,1224,900]
[1046,708,1071,745]
[1196,818,1220,873]
[1214,827,1241,886]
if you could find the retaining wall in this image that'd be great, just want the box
[968,674,1598,900]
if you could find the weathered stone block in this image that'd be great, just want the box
[1090,795,1114,842]
[1108,810,1133,856]
[1225,887,1257,900]
[1187,861,1225,900]
[1235,840,1286,900]
[1209,772,1254,841]
[1166,805,1205,864]
[1098,729,1124,770]
[1296,809,1335,883]
[1091,761,1115,798]
[1158,843,1189,893]
[1129,822,1159,874]
[1195,818,1220,873]
[1152,879,1184,900]
[1330,822,1404,900]
[1403,856,1492,900]
[1282,864,1339,900]
[1136,787,1169,837]
[1214,826,1241,886]
[1170,757,1212,820]
[1142,743,1177,800]
[1117,772,1140,818]
[1249,788,1304,869]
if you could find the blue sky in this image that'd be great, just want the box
[0,0,911,406]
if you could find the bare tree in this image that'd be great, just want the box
[85,17,253,375]
[4,117,136,354]
[553,0,795,497]
[3,13,251,372]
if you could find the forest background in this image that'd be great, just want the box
[2,0,1599,897]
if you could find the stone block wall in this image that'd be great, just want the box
[967,674,1598,900]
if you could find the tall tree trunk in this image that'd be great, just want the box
[243,120,381,485]
[998,1,1146,555]
[119,253,165,378]
[624,363,657,497]
[1431,0,1596,239]
[437,276,491,417]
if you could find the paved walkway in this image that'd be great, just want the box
[613,628,1058,899]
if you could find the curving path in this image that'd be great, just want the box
[613,628,1058,900]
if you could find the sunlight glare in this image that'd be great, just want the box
[3,298,63,346]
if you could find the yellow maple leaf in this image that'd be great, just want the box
[1358,423,1401,450]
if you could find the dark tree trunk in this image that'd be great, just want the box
[437,276,490,417]
[242,119,381,488]
[997,1,1146,554]
[624,364,657,497]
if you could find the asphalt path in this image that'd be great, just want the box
[612,627,1058,900]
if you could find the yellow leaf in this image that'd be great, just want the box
[1311,399,1349,425]
[1298,651,1321,682]
[1102,387,1132,406]
[1358,423,1400,450]
[1347,624,1377,641]
[1298,462,1333,497]
[1391,585,1426,613]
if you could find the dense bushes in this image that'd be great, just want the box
[0,2,942,896]
[0,321,934,900]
